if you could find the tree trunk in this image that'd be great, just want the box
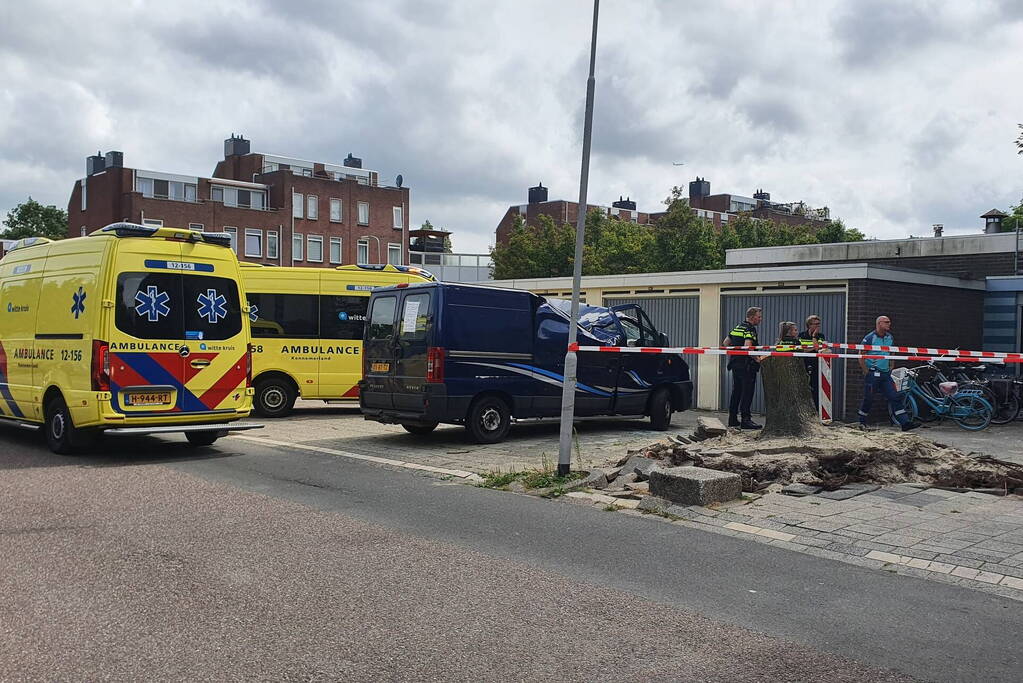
[759,357,818,438]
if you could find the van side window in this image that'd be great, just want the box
[398,293,431,341]
[320,295,369,340]
[367,296,397,339]
[247,293,319,338]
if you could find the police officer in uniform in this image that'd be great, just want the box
[799,314,826,408]
[724,306,763,429]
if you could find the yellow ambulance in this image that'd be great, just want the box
[240,263,434,417]
[0,223,258,453]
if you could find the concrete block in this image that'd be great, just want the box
[648,466,742,507]
[696,416,727,438]
[621,455,663,481]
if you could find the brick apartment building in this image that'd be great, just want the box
[0,239,12,259]
[493,178,813,247]
[684,176,830,228]
[66,135,410,268]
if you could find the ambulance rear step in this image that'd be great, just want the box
[104,422,263,436]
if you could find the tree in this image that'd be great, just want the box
[759,357,819,437]
[1001,199,1023,233]
[653,188,722,271]
[490,215,577,280]
[1,198,68,240]
[1016,124,1023,155]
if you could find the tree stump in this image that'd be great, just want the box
[759,356,818,438]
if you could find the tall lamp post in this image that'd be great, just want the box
[360,234,382,263]
[557,0,599,476]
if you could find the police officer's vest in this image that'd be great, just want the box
[727,320,758,371]
[799,328,826,369]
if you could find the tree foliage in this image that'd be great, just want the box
[1,197,68,240]
[490,188,866,279]
[1001,199,1023,233]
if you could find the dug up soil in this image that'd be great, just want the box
[621,424,1023,493]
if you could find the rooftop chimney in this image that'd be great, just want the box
[86,152,105,176]
[343,153,362,169]
[528,182,548,204]
[224,133,250,158]
[753,188,771,203]
[932,224,943,238]
[612,195,637,210]
[981,209,1007,234]
[688,176,710,201]
[104,150,123,168]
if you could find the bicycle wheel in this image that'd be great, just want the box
[888,393,919,425]
[991,393,1020,425]
[951,394,992,431]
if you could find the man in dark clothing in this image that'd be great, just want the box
[724,306,763,429]
[799,314,826,408]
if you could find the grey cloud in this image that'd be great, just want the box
[832,1,950,67]
[739,97,805,136]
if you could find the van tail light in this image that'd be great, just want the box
[91,340,111,391]
[245,343,253,387]
[426,347,445,383]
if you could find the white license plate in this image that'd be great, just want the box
[124,391,172,407]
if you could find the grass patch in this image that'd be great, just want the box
[479,465,586,492]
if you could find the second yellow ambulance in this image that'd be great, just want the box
[240,263,434,416]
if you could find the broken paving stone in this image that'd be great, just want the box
[781,483,822,497]
[649,466,742,506]
[816,487,867,501]
[564,469,608,491]
[625,481,650,493]
[637,496,672,513]
[672,434,693,445]
[696,416,728,438]
[621,455,664,481]
[616,472,639,486]
[840,483,880,495]
[603,466,624,481]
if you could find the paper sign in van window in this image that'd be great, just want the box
[401,300,420,333]
[145,260,215,272]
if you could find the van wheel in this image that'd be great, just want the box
[649,387,673,431]
[467,396,511,444]
[45,396,95,455]
[186,431,220,447]
[254,378,296,418]
[402,422,439,436]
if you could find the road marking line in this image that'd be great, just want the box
[229,434,478,479]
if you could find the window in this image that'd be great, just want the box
[357,239,369,265]
[142,218,163,227]
[267,231,279,259]
[399,292,431,341]
[211,185,265,209]
[247,293,319,338]
[115,273,242,341]
[330,237,342,264]
[136,177,153,197]
[80,226,87,237]
[358,201,369,225]
[292,233,303,261]
[393,206,403,230]
[185,185,196,202]
[387,243,401,265]
[307,235,323,262]
[81,179,87,211]
[212,187,224,202]
[320,295,369,339]
[367,296,397,339]
[224,227,237,253]
[188,223,204,231]
[330,198,342,222]
[307,195,318,220]
[292,192,304,219]
[245,229,263,257]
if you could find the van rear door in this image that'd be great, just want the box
[392,290,433,413]
[362,293,400,409]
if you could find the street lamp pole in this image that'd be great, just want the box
[361,234,382,263]
[557,0,599,476]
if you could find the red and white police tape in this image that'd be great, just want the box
[568,343,1022,426]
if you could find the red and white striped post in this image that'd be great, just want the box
[818,354,833,424]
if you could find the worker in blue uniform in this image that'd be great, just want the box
[858,315,918,432]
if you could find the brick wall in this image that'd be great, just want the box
[843,279,985,423]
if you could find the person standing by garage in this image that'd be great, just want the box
[857,314,918,432]
[724,306,763,429]
[799,314,826,408]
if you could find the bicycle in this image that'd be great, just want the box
[944,363,1020,424]
[889,367,993,431]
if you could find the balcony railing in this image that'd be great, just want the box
[409,251,493,268]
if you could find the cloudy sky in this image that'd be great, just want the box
[2,0,1022,252]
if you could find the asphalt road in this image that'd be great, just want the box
[1,428,1020,681]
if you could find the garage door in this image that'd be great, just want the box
[720,292,846,418]
[604,296,700,405]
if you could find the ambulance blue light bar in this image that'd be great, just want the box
[98,222,233,248]
[336,263,436,281]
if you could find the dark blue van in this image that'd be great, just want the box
[359,282,692,443]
